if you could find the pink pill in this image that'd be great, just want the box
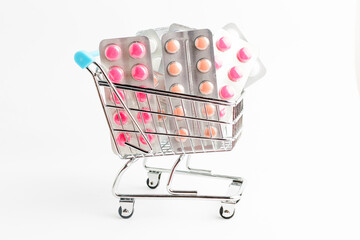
[105,44,121,61]
[131,64,149,81]
[237,47,252,63]
[116,133,131,147]
[228,66,243,82]
[112,90,125,105]
[215,56,223,70]
[139,129,155,145]
[113,111,128,125]
[216,36,231,52]
[219,106,226,118]
[137,108,152,124]
[136,86,148,102]
[108,66,124,83]
[219,85,235,100]
[129,41,146,59]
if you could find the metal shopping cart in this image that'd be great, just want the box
[75,50,246,219]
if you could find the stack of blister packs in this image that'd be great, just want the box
[98,23,266,155]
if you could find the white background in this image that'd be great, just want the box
[1,0,360,239]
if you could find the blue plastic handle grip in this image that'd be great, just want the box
[74,50,99,69]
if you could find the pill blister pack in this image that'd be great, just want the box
[99,36,154,88]
[96,23,264,156]
[214,29,258,100]
[169,23,195,32]
[166,23,265,89]
[162,29,218,98]
[135,29,164,73]
[222,23,266,88]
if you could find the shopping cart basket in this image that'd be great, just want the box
[75,50,246,219]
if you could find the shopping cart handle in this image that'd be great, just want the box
[74,50,99,69]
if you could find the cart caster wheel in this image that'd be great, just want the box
[146,178,159,189]
[118,199,134,219]
[118,206,134,219]
[219,206,235,219]
[146,172,161,189]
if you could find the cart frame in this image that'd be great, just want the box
[75,50,246,219]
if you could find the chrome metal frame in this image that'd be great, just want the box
[112,155,245,201]
[112,155,245,219]
[84,61,246,219]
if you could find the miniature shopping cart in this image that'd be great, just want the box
[75,50,246,219]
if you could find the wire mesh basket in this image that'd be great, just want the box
[89,64,243,159]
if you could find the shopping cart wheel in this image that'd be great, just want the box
[219,205,235,219]
[118,199,135,219]
[118,206,134,219]
[146,171,161,189]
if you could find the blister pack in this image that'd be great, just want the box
[169,23,265,90]
[136,28,163,72]
[161,29,218,98]
[222,23,266,88]
[169,23,195,32]
[136,27,170,90]
[213,29,258,100]
[99,36,154,88]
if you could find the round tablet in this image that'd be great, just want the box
[194,36,209,50]
[137,108,152,124]
[196,58,211,73]
[219,106,226,118]
[135,86,148,103]
[228,66,243,82]
[199,81,214,95]
[215,56,223,70]
[176,128,189,143]
[136,92,147,102]
[139,129,155,145]
[157,109,166,121]
[116,133,130,146]
[129,41,146,59]
[105,44,121,61]
[237,47,252,63]
[165,39,180,54]
[167,61,182,76]
[169,83,185,93]
[153,75,158,87]
[113,111,128,125]
[157,110,166,121]
[216,36,232,52]
[111,90,125,105]
[219,85,235,100]
[108,66,124,83]
[202,104,216,117]
[173,106,185,117]
[204,127,217,138]
[131,64,149,81]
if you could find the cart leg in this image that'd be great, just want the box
[166,154,197,195]
[112,157,139,219]
[143,155,212,174]
[143,157,164,173]
[219,180,245,219]
[185,155,212,174]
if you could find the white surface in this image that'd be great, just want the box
[1,0,360,239]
